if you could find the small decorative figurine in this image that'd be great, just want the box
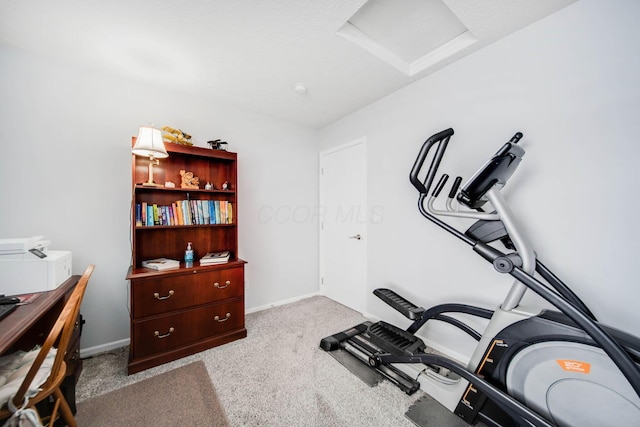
[222,181,229,190]
[162,126,193,146]
[165,181,176,188]
[207,140,228,151]
[205,182,213,190]
[180,170,200,189]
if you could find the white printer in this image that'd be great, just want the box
[0,236,72,295]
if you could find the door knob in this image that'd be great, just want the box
[349,234,362,240]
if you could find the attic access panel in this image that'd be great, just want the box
[338,0,477,76]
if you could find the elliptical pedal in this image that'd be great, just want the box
[319,323,421,395]
[368,321,426,356]
[374,288,425,320]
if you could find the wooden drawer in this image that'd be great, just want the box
[131,267,244,318]
[131,299,244,359]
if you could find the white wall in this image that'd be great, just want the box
[319,0,640,359]
[2,0,638,360]
[0,46,319,354]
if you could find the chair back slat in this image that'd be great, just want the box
[47,264,93,385]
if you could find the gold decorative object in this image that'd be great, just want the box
[162,126,193,146]
[179,170,200,189]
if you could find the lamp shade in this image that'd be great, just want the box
[132,126,169,158]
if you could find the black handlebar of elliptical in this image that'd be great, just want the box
[410,128,454,194]
[448,176,463,199]
[432,174,449,198]
[410,130,521,196]
[510,132,523,144]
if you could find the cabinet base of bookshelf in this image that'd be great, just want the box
[127,328,247,375]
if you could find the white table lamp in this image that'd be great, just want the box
[132,125,169,187]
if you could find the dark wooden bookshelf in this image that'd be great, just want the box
[126,141,246,374]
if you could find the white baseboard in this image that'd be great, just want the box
[361,310,378,321]
[245,291,321,314]
[80,293,322,357]
[80,338,130,359]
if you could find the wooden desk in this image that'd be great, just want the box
[0,275,79,353]
[0,275,83,413]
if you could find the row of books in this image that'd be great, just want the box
[141,251,231,270]
[136,200,233,227]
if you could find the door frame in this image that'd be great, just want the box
[319,137,367,313]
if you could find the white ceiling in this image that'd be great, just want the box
[0,0,576,129]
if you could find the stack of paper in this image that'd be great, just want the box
[199,251,230,265]
[142,258,180,270]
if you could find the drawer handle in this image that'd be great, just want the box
[214,280,231,289]
[214,313,231,322]
[154,290,175,300]
[154,327,175,339]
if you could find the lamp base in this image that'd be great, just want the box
[141,158,163,187]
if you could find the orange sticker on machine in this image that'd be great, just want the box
[557,359,591,373]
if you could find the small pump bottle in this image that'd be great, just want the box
[185,242,194,267]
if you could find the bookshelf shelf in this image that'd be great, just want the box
[127,141,246,374]
[135,223,237,230]
[134,185,236,195]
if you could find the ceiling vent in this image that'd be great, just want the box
[337,0,477,76]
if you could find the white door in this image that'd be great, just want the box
[319,138,367,313]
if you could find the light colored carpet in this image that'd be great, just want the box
[75,361,228,426]
[77,296,422,426]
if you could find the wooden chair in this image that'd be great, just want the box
[0,264,94,427]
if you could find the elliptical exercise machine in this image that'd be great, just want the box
[320,128,640,426]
